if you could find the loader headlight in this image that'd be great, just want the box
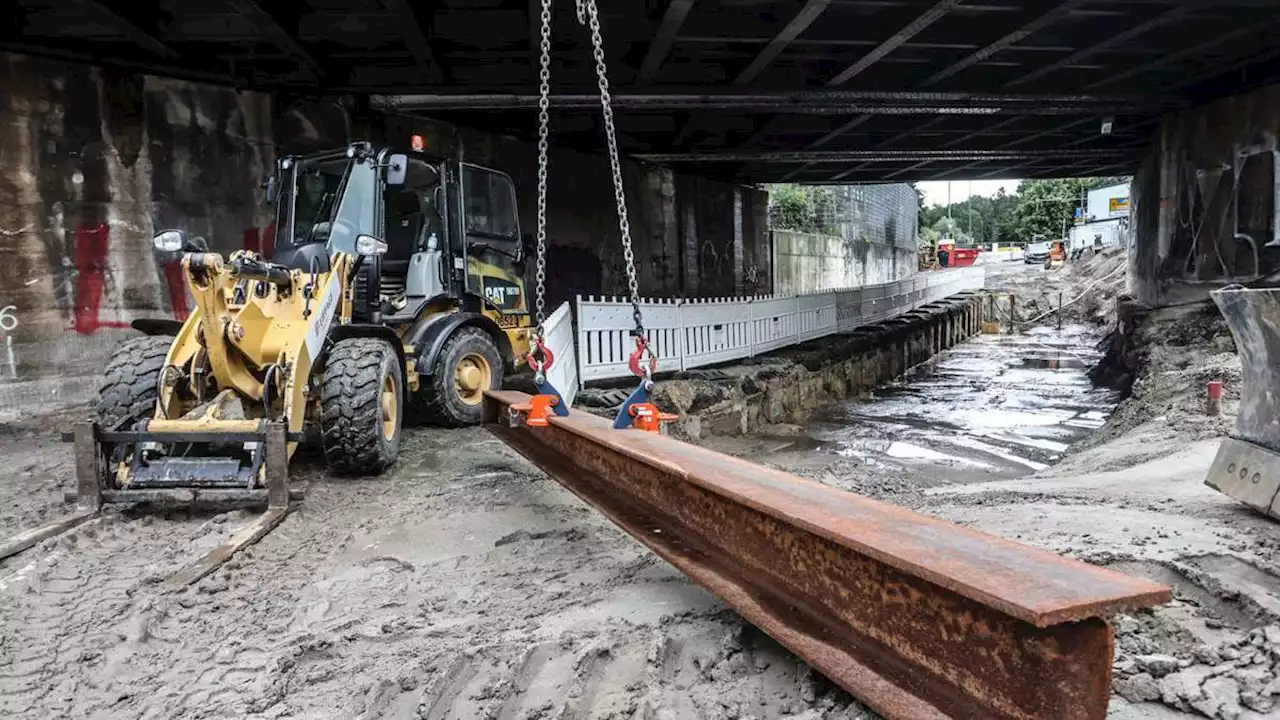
[153,230,185,252]
[355,235,388,256]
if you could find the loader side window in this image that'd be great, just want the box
[462,166,519,241]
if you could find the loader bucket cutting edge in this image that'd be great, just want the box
[482,390,1170,720]
[1206,286,1280,516]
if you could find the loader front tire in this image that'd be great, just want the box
[320,338,402,475]
[97,335,173,430]
[418,327,503,427]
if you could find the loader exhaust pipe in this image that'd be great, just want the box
[1205,286,1280,516]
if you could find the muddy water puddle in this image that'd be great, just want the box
[807,324,1119,482]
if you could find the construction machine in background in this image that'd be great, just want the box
[918,240,940,270]
[1203,286,1280,517]
[0,140,537,583]
[1045,240,1068,270]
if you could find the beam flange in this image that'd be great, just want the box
[920,0,1090,87]
[637,0,696,86]
[633,147,1131,163]
[383,0,444,83]
[225,0,318,76]
[826,0,962,86]
[733,0,831,85]
[1006,5,1194,88]
[77,0,177,58]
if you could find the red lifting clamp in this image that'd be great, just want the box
[628,403,678,433]
[510,394,561,427]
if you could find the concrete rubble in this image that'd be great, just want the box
[1,257,1278,719]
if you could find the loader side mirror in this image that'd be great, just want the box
[263,174,278,204]
[153,230,186,252]
[356,235,388,256]
[385,154,407,186]
[153,230,208,253]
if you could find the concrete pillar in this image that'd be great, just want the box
[682,200,698,296]
[732,187,745,296]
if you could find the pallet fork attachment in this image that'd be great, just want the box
[0,421,300,586]
[484,389,1171,720]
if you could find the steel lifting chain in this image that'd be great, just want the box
[575,0,655,379]
[527,0,555,383]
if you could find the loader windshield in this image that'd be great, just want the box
[291,158,347,245]
[282,155,379,256]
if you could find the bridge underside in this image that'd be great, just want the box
[7,0,1280,184]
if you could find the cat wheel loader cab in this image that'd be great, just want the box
[263,141,533,427]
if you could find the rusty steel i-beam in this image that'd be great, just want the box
[483,391,1171,720]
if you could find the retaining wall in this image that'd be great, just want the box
[772,229,916,294]
[647,293,986,441]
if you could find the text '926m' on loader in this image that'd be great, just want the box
[0,140,535,584]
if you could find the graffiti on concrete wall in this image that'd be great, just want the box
[1139,83,1280,302]
[1169,133,1279,281]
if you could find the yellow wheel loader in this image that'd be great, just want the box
[1,141,535,583]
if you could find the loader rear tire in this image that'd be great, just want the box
[97,335,173,430]
[417,327,503,427]
[319,338,402,475]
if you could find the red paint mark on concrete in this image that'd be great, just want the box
[162,261,190,321]
[73,222,280,332]
[242,222,277,258]
[72,222,129,334]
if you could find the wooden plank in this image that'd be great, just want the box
[0,508,98,561]
[166,508,289,587]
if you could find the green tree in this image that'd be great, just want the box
[769,183,815,231]
[1008,178,1092,242]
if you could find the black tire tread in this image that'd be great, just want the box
[416,327,503,428]
[96,335,173,429]
[319,338,399,475]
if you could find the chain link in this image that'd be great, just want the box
[532,0,554,338]
[577,0,644,335]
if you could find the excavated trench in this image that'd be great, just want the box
[695,314,1121,499]
[809,323,1118,484]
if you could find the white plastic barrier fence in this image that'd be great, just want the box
[540,300,579,407]
[574,267,985,383]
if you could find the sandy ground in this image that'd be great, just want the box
[0,416,874,720]
[1,258,1276,720]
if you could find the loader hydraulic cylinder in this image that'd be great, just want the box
[230,256,293,288]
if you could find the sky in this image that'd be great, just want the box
[917,179,1020,207]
